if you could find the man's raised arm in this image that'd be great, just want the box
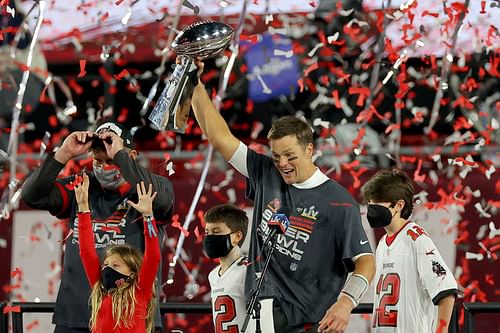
[191,61,240,162]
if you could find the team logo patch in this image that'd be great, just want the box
[432,260,447,277]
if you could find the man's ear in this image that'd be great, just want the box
[129,150,138,160]
[306,143,314,159]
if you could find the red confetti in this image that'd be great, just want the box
[422,10,439,18]
[413,159,425,183]
[355,105,384,123]
[3,305,21,314]
[65,175,83,190]
[240,34,258,43]
[68,79,84,95]
[77,59,87,78]
[297,78,304,93]
[348,87,371,107]
[436,319,447,333]
[485,274,495,286]
[385,123,400,135]
[117,107,129,123]
[115,0,125,5]
[100,12,109,22]
[304,63,319,77]
[48,115,59,128]
[171,215,189,237]
[26,320,39,331]
[172,221,189,237]
[351,127,366,147]
[332,90,341,108]
[114,69,129,80]
[10,267,22,278]
[194,226,203,244]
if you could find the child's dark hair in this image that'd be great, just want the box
[204,204,248,246]
[361,168,414,219]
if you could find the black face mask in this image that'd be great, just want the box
[367,204,394,228]
[203,234,233,259]
[101,266,130,291]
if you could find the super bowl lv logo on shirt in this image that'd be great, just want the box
[259,200,318,262]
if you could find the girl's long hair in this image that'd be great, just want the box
[89,244,157,332]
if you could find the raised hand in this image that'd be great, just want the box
[74,173,90,212]
[98,131,124,160]
[127,182,157,216]
[176,56,204,86]
[54,131,94,164]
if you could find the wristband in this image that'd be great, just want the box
[339,273,369,307]
[144,214,156,238]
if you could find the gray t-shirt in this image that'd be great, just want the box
[244,148,372,326]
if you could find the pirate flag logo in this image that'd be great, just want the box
[432,260,447,277]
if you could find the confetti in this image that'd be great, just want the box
[465,251,483,261]
[3,305,21,314]
[273,49,294,58]
[172,221,189,237]
[165,161,175,176]
[77,59,87,78]
[114,69,130,81]
[6,5,15,18]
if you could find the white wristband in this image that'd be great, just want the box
[339,273,369,307]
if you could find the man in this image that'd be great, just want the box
[190,60,375,333]
[361,169,458,332]
[22,122,174,333]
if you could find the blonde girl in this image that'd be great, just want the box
[74,174,160,332]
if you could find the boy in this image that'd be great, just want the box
[204,204,255,333]
[361,169,458,333]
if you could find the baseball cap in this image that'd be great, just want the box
[94,122,135,149]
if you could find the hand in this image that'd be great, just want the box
[98,131,124,160]
[74,173,90,212]
[54,131,94,164]
[317,296,354,333]
[127,182,157,216]
[176,56,204,86]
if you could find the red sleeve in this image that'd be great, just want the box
[137,216,161,298]
[78,212,101,286]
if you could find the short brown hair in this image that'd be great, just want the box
[361,168,414,219]
[267,116,313,149]
[204,204,248,246]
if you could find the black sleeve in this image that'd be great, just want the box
[21,152,74,218]
[432,289,459,305]
[113,150,174,223]
[245,148,273,200]
[340,201,373,272]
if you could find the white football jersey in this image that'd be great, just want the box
[209,257,255,333]
[372,222,458,333]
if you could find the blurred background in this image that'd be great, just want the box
[0,0,499,332]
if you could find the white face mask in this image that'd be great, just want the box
[93,165,124,190]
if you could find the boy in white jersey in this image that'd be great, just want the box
[361,169,458,333]
[203,204,255,333]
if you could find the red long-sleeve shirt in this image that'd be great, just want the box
[78,211,161,333]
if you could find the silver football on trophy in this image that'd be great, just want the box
[172,21,235,59]
[149,21,234,133]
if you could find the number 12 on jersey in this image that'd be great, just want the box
[373,273,401,328]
